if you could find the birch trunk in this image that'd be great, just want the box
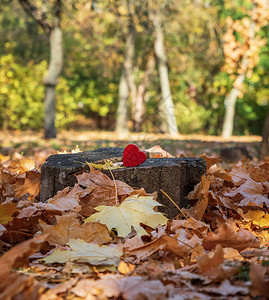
[116,17,136,135]
[221,18,255,138]
[222,73,246,138]
[116,71,129,134]
[43,26,63,138]
[132,54,155,132]
[153,12,178,136]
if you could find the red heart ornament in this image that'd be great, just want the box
[123,144,147,167]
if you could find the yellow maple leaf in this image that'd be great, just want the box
[84,194,168,237]
[42,238,122,265]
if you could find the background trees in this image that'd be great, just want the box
[0,0,268,138]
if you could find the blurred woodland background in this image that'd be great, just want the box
[0,0,268,147]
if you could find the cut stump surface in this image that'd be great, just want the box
[41,147,206,218]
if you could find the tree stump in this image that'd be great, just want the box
[41,147,206,218]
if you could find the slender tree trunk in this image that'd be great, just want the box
[260,107,269,158]
[116,12,136,134]
[43,26,63,138]
[132,54,155,132]
[222,73,246,138]
[221,18,255,138]
[153,11,178,136]
[116,70,129,134]
[18,0,62,139]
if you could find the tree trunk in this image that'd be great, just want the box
[116,70,129,134]
[153,12,178,136]
[260,106,269,158]
[115,11,136,135]
[132,54,155,132]
[222,73,245,138]
[221,17,255,139]
[43,26,63,138]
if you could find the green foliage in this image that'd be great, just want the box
[0,52,77,130]
[174,93,210,134]
[0,0,268,134]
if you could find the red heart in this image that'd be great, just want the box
[123,144,147,167]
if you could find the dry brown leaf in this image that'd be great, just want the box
[47,185,82,212]
[39,212,111,245]
[146,145,174,157]
[78,167,133,216]
[230,162,250,185]
[197,244,224,274]
[123,235,144,251]
[227,179,269,207]
[72,275,166,300]
[171,217,210,233]
[0,235,47,277]
[12,169,41,200]
[203,220,260,251]
[184,174,211,220]
[196,244,235,281]
[223,247,243,261]
[0,203,17,224]
[200,155,221,170]
[249,263,269,297]
[201,279,248,296]
[129,234,200,260]
[190,244,205,262]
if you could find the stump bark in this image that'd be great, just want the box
[41,147,206,218]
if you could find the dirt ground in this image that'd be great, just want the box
[0,129,262,161]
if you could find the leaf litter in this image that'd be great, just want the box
[0,146,268,299]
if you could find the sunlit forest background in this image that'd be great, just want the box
[0,0,268,138]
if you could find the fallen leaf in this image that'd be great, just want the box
[12,169,41,200]
[46,185,82,212]
[197,244,226,281]
[77,167,133,216]
[118,261,135,274]
[223,247,243,261]
[237,208,269,228]
[201,279,248,296]
[146,145,174,157]
[84,194,168,237]
[0,203,17,224]
[129,234,200,259]
[42,238,122,266]
[184,174,211,220]
[39,212,112,245]
[71,275,166,300]
[234,180,269,207]
[0,235,47,277]
[200,155,221,170]
[203,220,260,251]
[249,263,269,297]
[171,217,210,233]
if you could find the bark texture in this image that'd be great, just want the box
[44,26,63,138]
[222,17,255,138]
[222,73,246,138]
[40,148,206,218]
[153,10,178,136]
[18,0,62,139]
[116,3,136,135]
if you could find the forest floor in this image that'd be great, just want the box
[0,129,262,160]
[1,130,268,299]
